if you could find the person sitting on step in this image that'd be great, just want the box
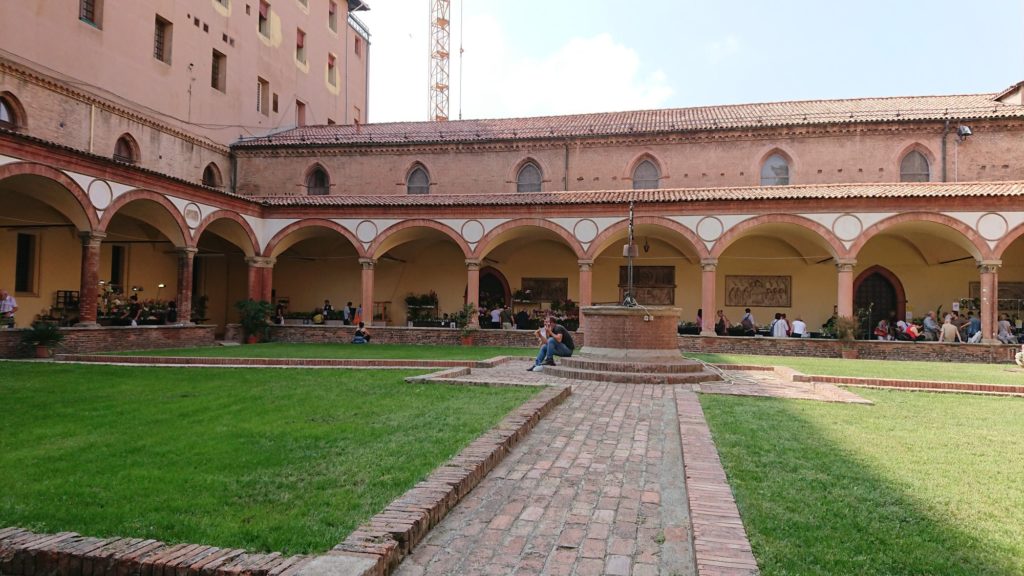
[528,316,574,371]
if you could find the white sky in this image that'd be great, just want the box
[359,0,1024,123]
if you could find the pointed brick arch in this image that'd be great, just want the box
[0,161,98,230]
[98,189,190,247]
[192,210,260,257]
[263,218,365,259]
[710,214,843,259]
[368,219,470,259]
[848,212,991,261]
[474,218,584,259]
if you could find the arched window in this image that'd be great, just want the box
[113,134,138,164]
[407,165,430,194]
[0,96,19,129]
[632,159,660,190]
[202,163,223,187]
[306,166,330,195]
[760,153,790,186]
[900,150,930,182]
[517,162,542,193]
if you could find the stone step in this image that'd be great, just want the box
[542,365,722,385]
[561,356,706,374]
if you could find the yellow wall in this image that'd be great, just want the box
[0,227,82,327]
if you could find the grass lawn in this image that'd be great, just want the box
[0,363,538,554]
[700,389,1024,575]
[109,343,536,360]
[687,352,1024,386]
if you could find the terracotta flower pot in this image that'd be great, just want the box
[460,335,474,346]
[246,334,259,344]
[34,345,50,359]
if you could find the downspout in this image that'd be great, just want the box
[941,119,949,182]
[230,151,238,195]
[564,140,570,191]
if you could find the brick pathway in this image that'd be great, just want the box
[399,361,868,575]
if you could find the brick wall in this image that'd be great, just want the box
[0,325,217,358]
[678,335,1018,363]
[584,307,679,350]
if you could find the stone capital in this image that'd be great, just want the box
[465,258,481,270]
[79,231,107,247]
[836,258,857,273]
[176,246,199,257]
[358,257,377,270]
[577,259,594,272]
[245,256,276,268]
[978,259,1002,274]
[700,258,718,272]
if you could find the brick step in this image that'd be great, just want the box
[560,357,706,373]
[543,365,722,385]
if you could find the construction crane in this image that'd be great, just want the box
[428,0,450,121]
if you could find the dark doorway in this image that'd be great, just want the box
[478,266,510,308]
[854,266,906,336]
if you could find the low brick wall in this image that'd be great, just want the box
[679,335,1018,363]
[266,325,582,348]
[0,325,217,358]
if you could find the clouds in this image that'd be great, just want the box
[360,5,673,122]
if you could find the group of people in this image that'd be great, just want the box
[875,309,1020,344]
[701,308,807,338]
[276,299,362,326]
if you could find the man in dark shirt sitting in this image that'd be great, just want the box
[529,316,574,371]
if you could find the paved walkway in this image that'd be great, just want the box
[397,361,867,575]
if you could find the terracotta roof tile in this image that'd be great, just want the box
[255,181,1024,207]
[235,93,1023,148]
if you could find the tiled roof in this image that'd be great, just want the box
[255,181,1024,207]
[235,92,1024,148]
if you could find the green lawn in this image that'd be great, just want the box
[700,389,1024,575]
[109,343,536,360]
[687,352,1024,386]
[0,363,538,554]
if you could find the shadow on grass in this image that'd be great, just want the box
[699,391,1024,576]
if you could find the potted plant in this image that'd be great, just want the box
[835,315,859,359]
[453,302,478,345]
[235,299,273,343]
[20,321,64,358]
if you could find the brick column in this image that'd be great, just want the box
[359,258,376,323]
[700,258,717,336]
[176,247,199,325]
[75,231,106,327]
[979,260,1001,343]
[245,257,276,302]
[466,258,481,328]
[836,258,857,319]
[577,259,593,333]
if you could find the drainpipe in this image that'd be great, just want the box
[230,151,238,195]
[564,141,570,191]
[941,119,949,182]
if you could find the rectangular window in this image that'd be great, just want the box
[296,28,306,63]
[217,0,229,6]
[327,53,337,86]
[257,77,269,115]
[328,1,338,32]
[296,100,306,126]
[354,36,361,57]
[15,233,37,294]
[79,0,102,28]
[110,245,126,290]
[211,49,226,91]
[258,1,270,36]
[153,15,172,64]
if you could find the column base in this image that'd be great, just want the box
[73,322,100,328]
[699,329,717,337]
[981,338,1002,345]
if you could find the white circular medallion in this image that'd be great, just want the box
[977,212,1008,241]
[356,220,379,243]
[182,203,202,229]
[696,216,724,242]
[461,220,485,243]
[88,179,112,210]
[573,219,598,243]
[832,213,863,242]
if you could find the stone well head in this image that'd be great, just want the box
[580,305,682,361]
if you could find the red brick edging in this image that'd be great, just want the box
[675,390,760,576]
[792,374,1024,397]
[54,354,511,369]
[332,385,572,575]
